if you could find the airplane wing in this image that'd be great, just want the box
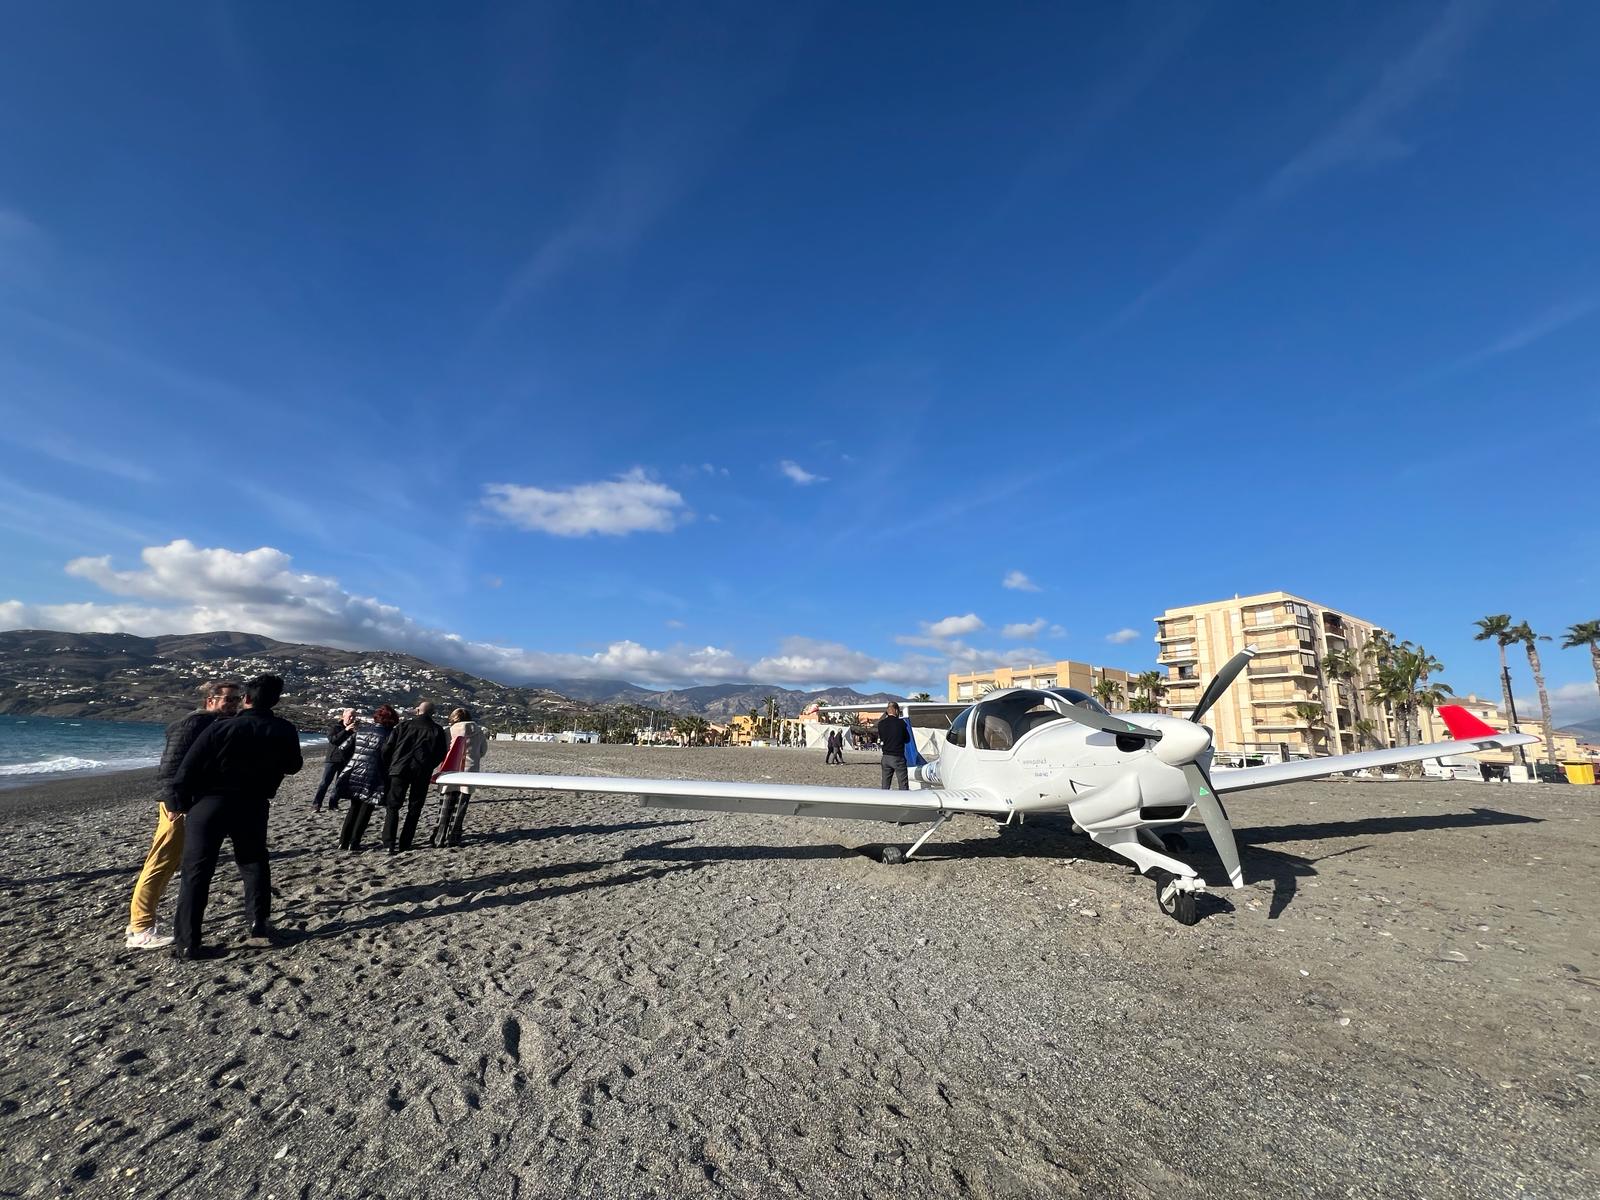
[439,770,1009,823]
[815,702,965,730]
[1212,720,1539,795]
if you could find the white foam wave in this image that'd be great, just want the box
[0,754,161,778]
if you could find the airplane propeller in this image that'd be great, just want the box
[1059,703,1162,741]
[1171,648,1254,888]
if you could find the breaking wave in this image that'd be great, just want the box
[0,754,161,778]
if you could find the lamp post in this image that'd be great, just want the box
[1502,663,1529,769]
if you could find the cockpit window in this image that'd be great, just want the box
[1049,687,1110,715]
[946,706,972,747]
[971,689,1071,751]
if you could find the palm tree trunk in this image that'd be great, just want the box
[1526,643,1557,766]
[1495,643,1529,768]
[1591,642,1600,711]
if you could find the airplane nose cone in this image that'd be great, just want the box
[1152,718,1211,765]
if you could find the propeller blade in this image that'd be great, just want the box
[1180,762,1243,888]
[1188,648,1257,724]
[1062,703,1162,741]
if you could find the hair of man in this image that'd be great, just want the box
[886,701,901,715]
[416,701,434,716]
[244,674,285,710]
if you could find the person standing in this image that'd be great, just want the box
[380,701,448,853]
[311,708,358,813]
[168,674,303,959]
[124,680,241,950]
[430,707,490,848]
[337,705,399,851]
[876,702,911,790]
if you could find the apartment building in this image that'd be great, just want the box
[947,660,1137,705]
[1155,591,1384,755]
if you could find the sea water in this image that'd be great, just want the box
[0,713,168,782]
[0,714,321,786]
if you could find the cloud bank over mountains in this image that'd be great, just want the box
[1,540,1077,691]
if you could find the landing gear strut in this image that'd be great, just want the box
[879,813,950,866]
[1151,869,1201,926]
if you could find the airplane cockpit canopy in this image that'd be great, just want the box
[945,687,1101,751]
[1048,687,1109,714]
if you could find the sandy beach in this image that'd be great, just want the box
[1,742,1596,1198]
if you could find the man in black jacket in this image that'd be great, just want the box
[125,680,240,950]
[311,708,357,812]
[169,674,303,959]
[876,702,911,790]
[380,701,448,853]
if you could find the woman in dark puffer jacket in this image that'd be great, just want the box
[337,705,400,851]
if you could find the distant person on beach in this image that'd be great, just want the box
[430,707,490,848]
[826,729,843,765]
[380,701,449,853]
[876,702,910,790]
[124,680,241,951]
[337,705,399,851]
[311,708,358,813]
[168,674,303,959]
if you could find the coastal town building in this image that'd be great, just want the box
[1155,591,1387,756]
[947,660,1138,705]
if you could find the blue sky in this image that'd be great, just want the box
[0,1,1596,720]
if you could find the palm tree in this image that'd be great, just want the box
[762,694,780,742]
[1508,621,1557,767]
[1353,717,1379,751]
[1322,646,1363,749]
[1562,621,1600,708]
[910,692,932,702]
[1474,614,1528,768]
[1093,677,1125,711]
[1361,630,1397,746]
[1128,670,1166,714]
[1289,701,1327,755]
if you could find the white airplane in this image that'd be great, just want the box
[442,650,1538,924]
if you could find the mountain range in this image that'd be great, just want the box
[0,629,903,728]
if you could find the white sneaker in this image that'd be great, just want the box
[125,926,174,950]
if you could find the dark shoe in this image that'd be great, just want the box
[243,927,281,949]
[312,804,322,813]
[170,944,226,961]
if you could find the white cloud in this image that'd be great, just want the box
[482,468,687,536]
[924,613,984,639]
[1002,570,1040,592]
[1048,624,1066,638]
[1105,628,1142,644]
[1514,681,1600,731]
[779,460,827,486]
[664,618,685,629]
[750,638,885,685]
[1001,618,1047,639]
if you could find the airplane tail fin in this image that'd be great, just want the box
[1438,705,1506,741]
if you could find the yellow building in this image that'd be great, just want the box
[948,660,1138,706]
[1155,591,1386,755]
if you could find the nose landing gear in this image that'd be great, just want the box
[1151,868,1202,925]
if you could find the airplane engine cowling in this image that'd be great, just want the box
[1066,772,1144,832]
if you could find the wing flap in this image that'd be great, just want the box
[1211,731,1540,794]
[441,771,1007,821]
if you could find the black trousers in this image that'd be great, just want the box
[431,788,472,846]
[339,800,376,850]
[174,795,270,950]
[382,775,430,849]
[311,757,342,809]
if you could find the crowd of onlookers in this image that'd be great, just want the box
[124,676,490,961]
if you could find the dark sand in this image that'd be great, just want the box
[1,743,1596,1198]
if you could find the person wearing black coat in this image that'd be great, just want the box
[311,708,358,813]
[876,702,911,790]
[168,674,303,959]
[379,701,449,853]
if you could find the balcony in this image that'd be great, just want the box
[1251,692,1315,705]
[1157,645,1198,664]
[1155,625,1196,642]
[1247,660,1317,679]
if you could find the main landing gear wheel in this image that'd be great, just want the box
[881,846,905,866]
[1152,870,1200,926]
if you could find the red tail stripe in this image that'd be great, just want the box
[1438,705,1499,740]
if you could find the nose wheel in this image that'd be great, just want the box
[1151,869,1201,926]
